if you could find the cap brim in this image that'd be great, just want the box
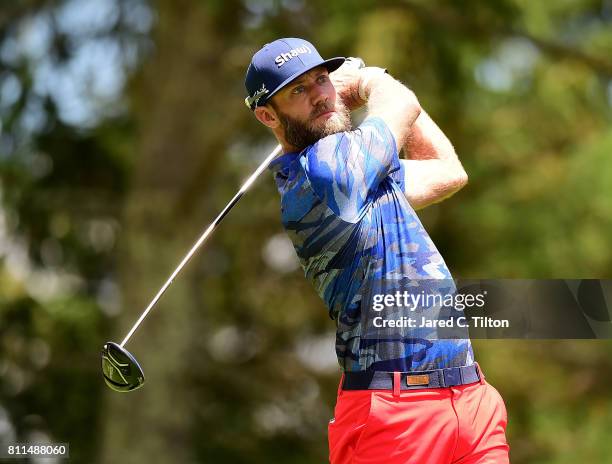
[322,56,346,73]
[261,56,346,106]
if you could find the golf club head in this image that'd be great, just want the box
[101,342,145,392]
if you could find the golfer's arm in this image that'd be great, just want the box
[364,73,421,149]
[399,159,467,210]
[400,110,468,210]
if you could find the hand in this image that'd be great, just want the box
[330,57,367,111]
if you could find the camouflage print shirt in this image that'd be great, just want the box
[269,117,474,372]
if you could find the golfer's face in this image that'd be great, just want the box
[273,66,337,129]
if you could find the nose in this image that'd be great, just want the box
[310,84,330,108]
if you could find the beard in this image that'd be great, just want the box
[274,99,352,151]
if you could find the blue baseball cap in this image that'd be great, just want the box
[244,38,345,110]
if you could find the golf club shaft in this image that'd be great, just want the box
[120,144,283,347]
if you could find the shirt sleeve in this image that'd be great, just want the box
[301,117,399,221]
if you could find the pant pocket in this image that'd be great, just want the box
[350,393,379,457]
[328,392,377,464]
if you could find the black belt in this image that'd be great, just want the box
[342,363,482,391]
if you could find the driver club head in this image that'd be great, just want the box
[101,342,145,392]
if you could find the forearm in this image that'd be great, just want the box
[331,64,421,148]
[403,110,459,163]
[333,65,466,208]
[399,109,468,209]
[362,73,421,149]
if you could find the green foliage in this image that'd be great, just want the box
[0,0,611,463]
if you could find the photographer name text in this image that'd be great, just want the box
[372,315,509,328]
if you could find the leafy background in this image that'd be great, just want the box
[1,0,611,462]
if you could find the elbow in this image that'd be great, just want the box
[404,89,422,126]
[440,165,468,199]
[454,169,468,190]
[445,158,468,192]
[407,164,467,210]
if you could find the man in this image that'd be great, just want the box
[245,38,509,464]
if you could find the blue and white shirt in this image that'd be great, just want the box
[269,117,473,372]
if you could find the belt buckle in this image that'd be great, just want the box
[406,373,430,387]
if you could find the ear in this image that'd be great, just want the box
[254,105,281,129]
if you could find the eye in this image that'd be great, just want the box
[317,75,328,84]
[291,85,305,94]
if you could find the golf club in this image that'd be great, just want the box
[101,144,282,392]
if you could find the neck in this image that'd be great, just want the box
[281,142,300,154]
[273,129,301,154]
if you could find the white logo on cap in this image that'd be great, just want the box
[245,83,269,109]
[274,46,312,68]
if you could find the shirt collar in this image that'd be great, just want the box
[268,150,301,174]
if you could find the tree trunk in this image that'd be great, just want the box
[99,2,245,462]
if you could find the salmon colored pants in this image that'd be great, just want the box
[328,371,509,464]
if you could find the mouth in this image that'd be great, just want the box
[314,110,335,120]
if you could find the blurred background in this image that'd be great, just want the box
[1,0,612,462]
